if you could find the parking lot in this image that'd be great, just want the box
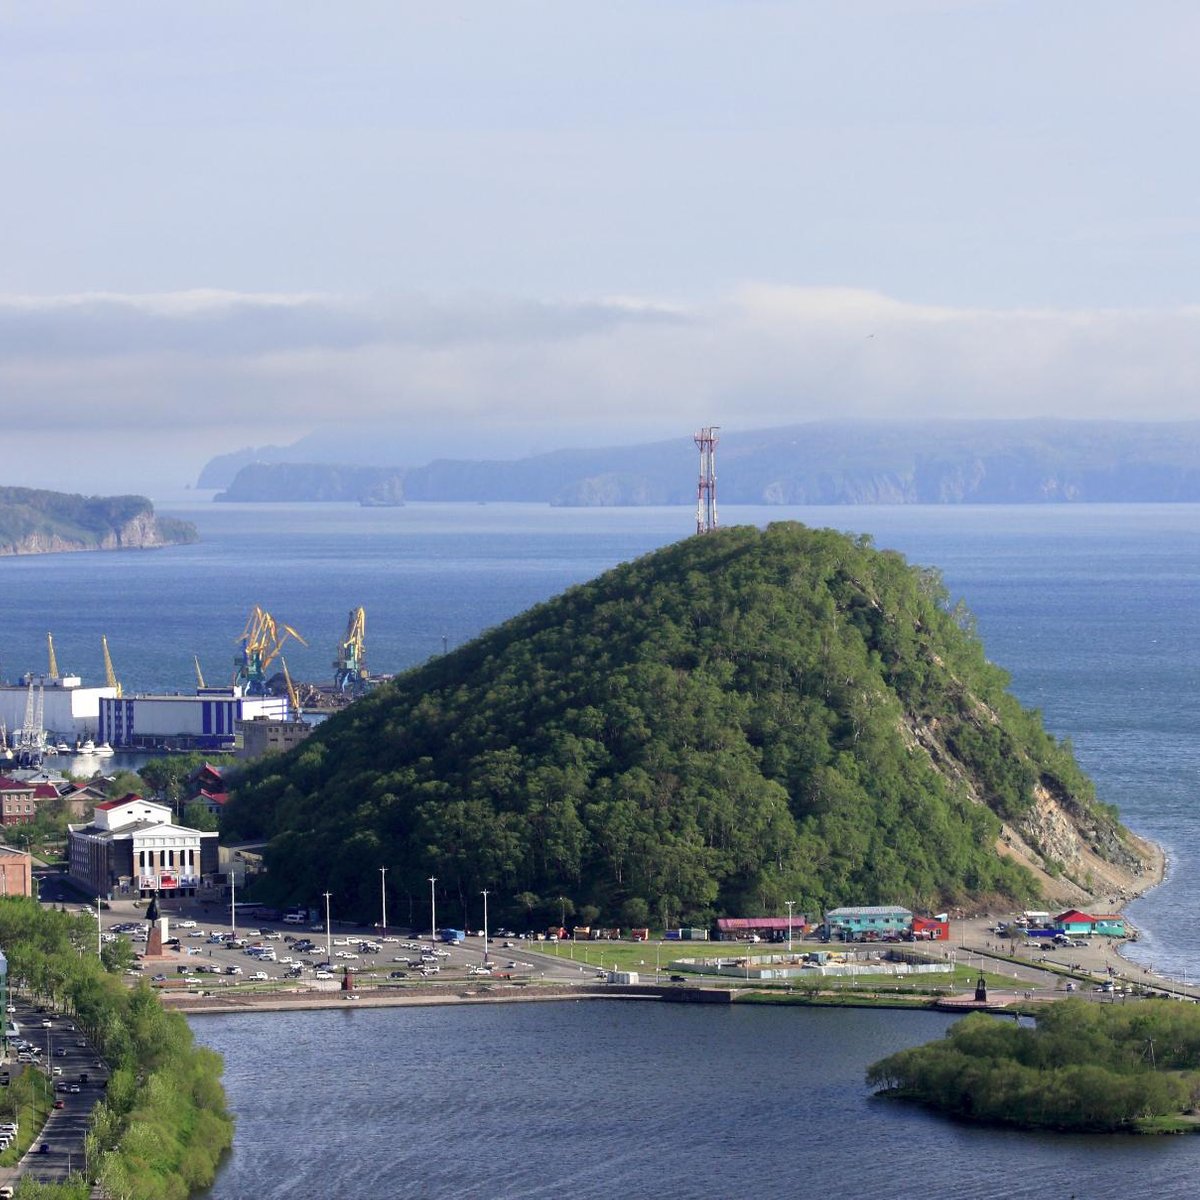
[81,890,592,993]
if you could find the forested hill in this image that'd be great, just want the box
[0,487,197,555]
[225,523,1147,929]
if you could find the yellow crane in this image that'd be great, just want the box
[280,656,302,718]
[194,655,207,689]
[233,606,306,695]
[334,606,368,693]
[47,633,59,681]
[101,635,122,698]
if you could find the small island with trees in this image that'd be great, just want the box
[868,1000,1200,1133]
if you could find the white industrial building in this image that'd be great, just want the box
[0,675,116,741]
[98,686,289,752]
[68,795,219,899]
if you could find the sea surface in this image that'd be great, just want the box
[191,1001,1200,1200]
[5,498,1200,1195]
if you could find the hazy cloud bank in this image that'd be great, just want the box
[5,286,1200,491]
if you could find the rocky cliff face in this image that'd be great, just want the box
[0,489,198,556]
[904,705,1154,907]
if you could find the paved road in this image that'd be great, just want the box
[3,1001,108,1187]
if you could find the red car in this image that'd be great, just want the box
[52,1099,64,1110]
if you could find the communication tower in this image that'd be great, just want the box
[694,426,719,534]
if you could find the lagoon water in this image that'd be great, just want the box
[5,498,1200,1195]
[191,1001,1200,1200]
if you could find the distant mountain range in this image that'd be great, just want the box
[0,488,198,555]
[202,420,1200,506]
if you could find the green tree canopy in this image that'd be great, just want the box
[226,523,1129,928]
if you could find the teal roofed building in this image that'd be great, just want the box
[824,905,912,940]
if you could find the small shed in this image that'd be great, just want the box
[1090,914,1127,938]
[911,916,949,941]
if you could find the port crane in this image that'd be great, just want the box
[280,656,303,718]
[102,635,122,698]
[194,656,207,689]
[334,607,368,694]
[47,633,59,681]
[233,606,306,696]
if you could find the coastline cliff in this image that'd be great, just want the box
[0,487,198,556]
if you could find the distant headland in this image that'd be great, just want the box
[0,487,199,556]
[201,418,1200,506]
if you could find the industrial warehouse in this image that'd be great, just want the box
[0,606,373,759]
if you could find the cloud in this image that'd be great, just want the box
[4,285,1200,490]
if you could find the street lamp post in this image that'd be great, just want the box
[379,867,388,934]
[96,896,102,959]
[428,877,437,945]
[785,900,796,954]
[323,892,332,963]
[481,890,489,965]
[229,863,237,940]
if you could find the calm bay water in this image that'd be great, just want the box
[192,1001,1200,1200]
[5,498,1200,1194]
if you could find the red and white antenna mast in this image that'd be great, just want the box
[694,426,719,534]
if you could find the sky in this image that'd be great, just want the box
[4,1,1200,493]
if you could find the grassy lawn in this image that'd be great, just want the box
[533,940,1032,990]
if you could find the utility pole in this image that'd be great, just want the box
[323,892,332,963]
[379,866,388,934]
[785,900,796,954]
[481,890,490,965]
[428,876,437,945]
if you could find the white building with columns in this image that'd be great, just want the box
[68,794,219,899]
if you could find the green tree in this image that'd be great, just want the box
[182,801,219,833]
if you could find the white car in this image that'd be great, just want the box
[314,970,334,980]
[250,971,270,981]
[225,966,243,976]
[176,919,197,929]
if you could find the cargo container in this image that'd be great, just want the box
[607,971,639,985]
